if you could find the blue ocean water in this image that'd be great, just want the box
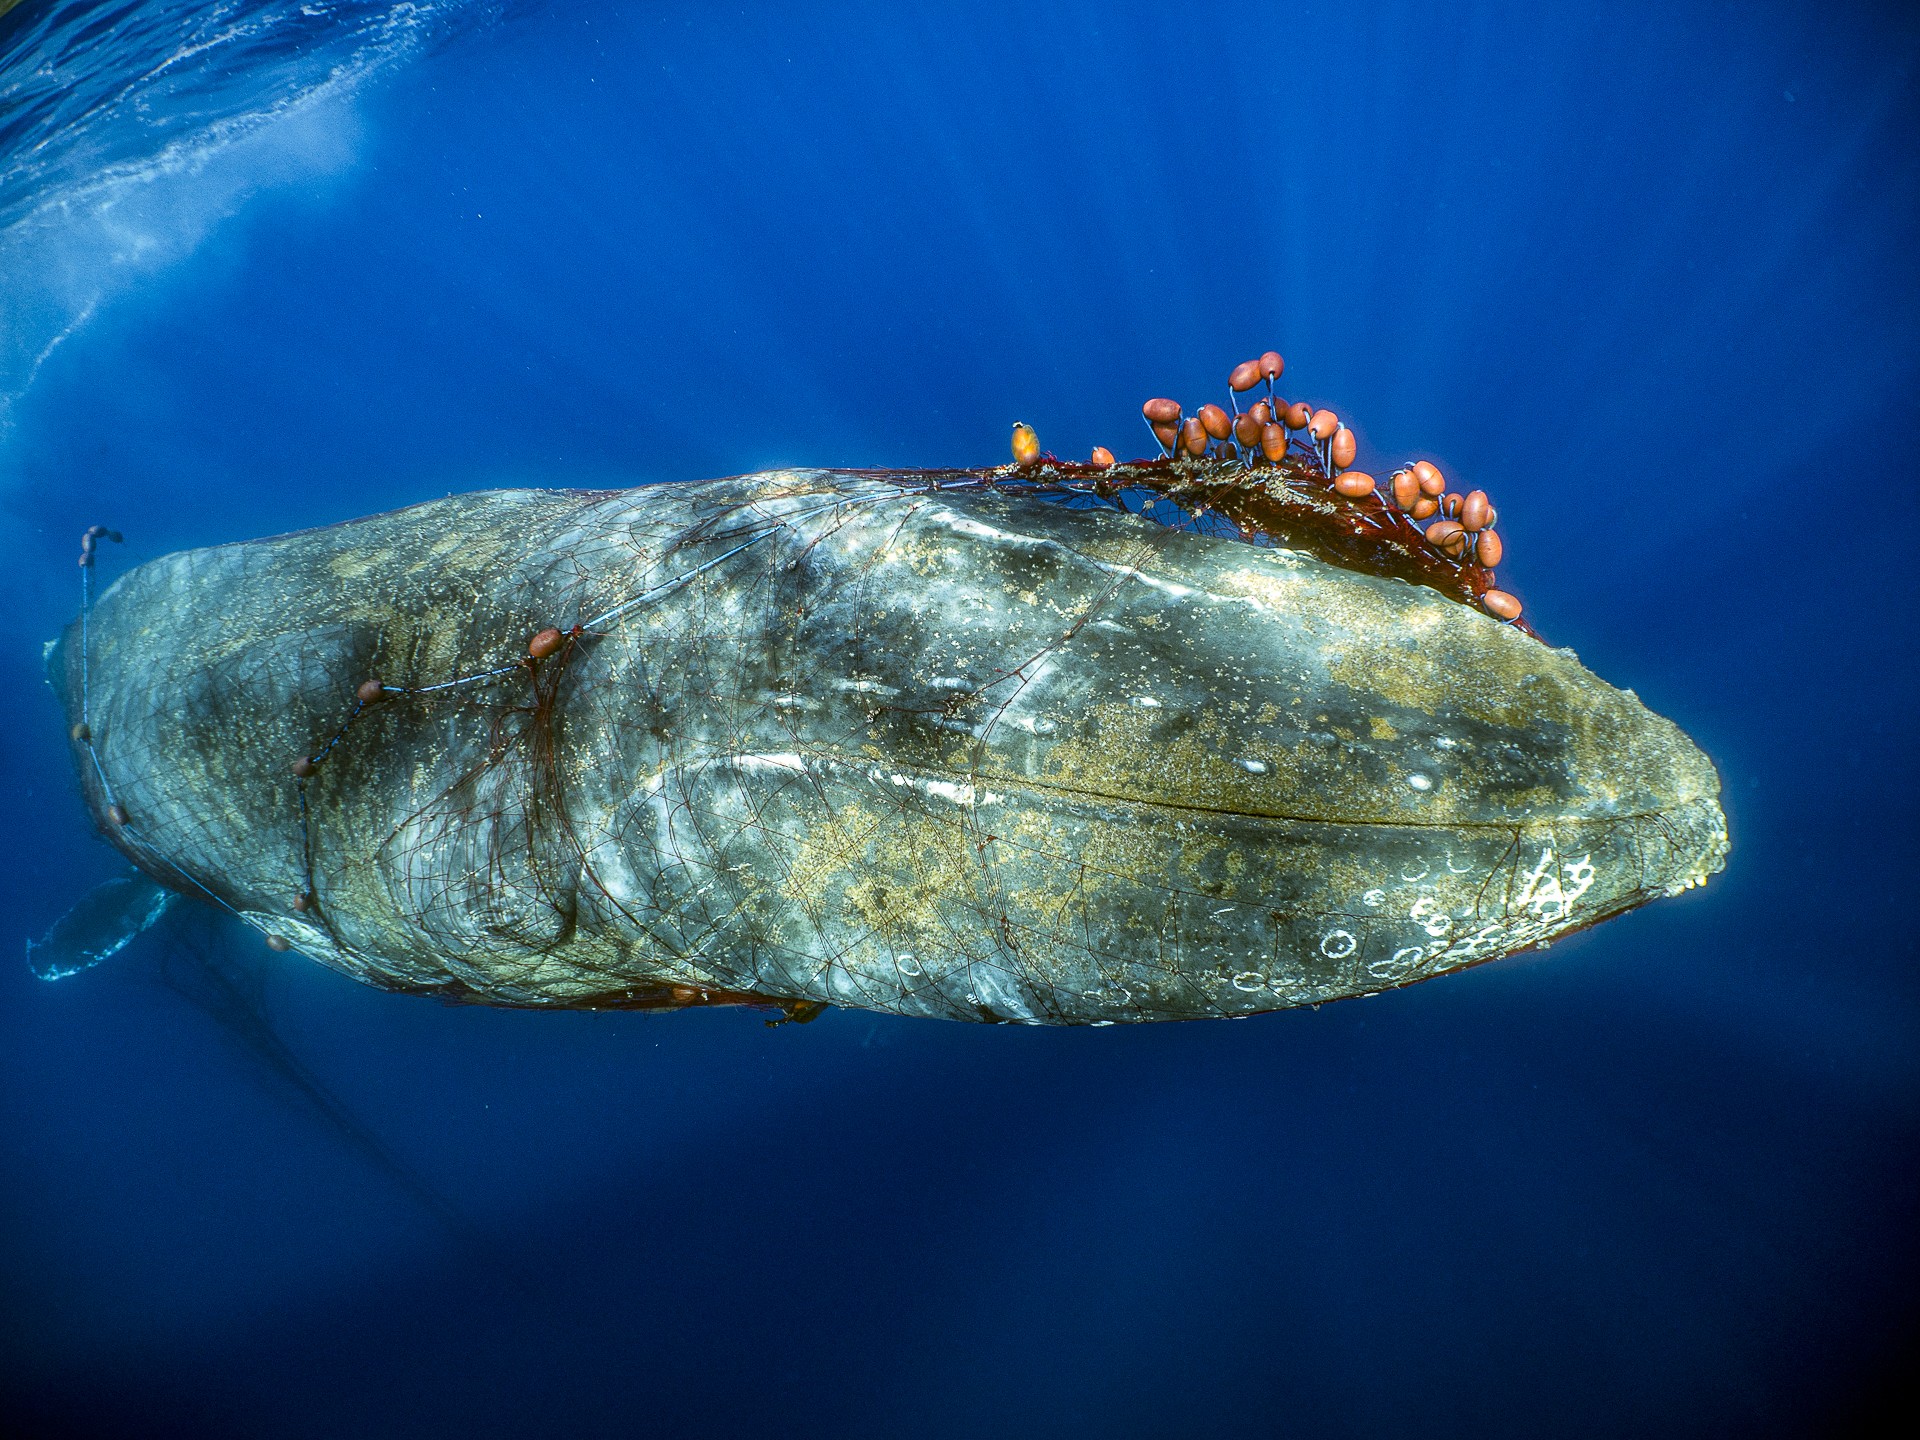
[1,0,1915,1434]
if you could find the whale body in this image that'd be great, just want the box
[49,468,1727,1024]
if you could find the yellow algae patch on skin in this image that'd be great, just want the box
[778,801,887,913]
[1212,565,1315,615]
[1325,620,1532,730]
[1174,827,1247,891]
[786,799,982,946]
[326,546,393,583]
[902,542,959,578]
[1207,562,1548,729]
[1370,716,1398,741]
[1058,534,1171,573]
[1031,688,1411,826]
[1035,700,1250,811]
[1077,814,1184,887]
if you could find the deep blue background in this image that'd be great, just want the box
[2,2,1916,1435]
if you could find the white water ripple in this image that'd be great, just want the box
[0,0,496,419]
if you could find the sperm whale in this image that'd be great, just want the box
[48,464,1726,1024]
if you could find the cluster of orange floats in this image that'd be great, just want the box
[1009,350,1522,624]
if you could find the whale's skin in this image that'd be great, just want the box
[52,469,1727,1024]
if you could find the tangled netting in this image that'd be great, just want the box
[62,430,1721,1030]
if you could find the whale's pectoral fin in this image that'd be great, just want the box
[26,874,177,981]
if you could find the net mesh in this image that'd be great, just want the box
[56,456,1723,1025]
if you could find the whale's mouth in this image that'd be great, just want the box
[851,752,1720,837]
[704,749,1728,901]
[643,745,1727,1025]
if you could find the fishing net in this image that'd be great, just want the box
[54,453,1723,1024]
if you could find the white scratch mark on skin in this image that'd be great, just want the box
[729,752,807,774]
[872,770,1002,807]
[929,513,1057,546]
[1090,563,1197,600]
